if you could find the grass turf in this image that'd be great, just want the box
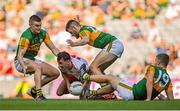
[0,99,180,110]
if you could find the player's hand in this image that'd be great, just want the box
[66,39,74,47]
[23,66,27,76]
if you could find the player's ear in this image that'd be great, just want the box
[29,22,32,27]
[29,20,34,27]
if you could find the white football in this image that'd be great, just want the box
[70,81,83,96]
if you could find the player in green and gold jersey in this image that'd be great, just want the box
[82,53,174,100]
[65,19,124,77]
[14,15,60,102]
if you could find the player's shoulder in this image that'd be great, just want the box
[39,28,48,36]
[71,55,87,64]
[21,28,32,38]
[71,55,82,61]
[145,65,156,73]
[80,25,96,31]
[145,65,155,69]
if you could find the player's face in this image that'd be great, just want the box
[30,21,42,34]
[58,59,72,70]
[68,27,79,39]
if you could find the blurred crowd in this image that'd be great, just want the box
[0,0,180,84]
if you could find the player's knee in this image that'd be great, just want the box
[52,70,60,79]
[107,76,115,83]
[90,64,98,71]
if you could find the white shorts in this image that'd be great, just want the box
[116,80,134,100]
[103,39,124,58]
[14,58,43,73]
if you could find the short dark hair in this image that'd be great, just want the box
[156,53,169,67]
[66,20,80,31]
[29,15,41,23]
[57,51,71,61]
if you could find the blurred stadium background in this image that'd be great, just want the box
[0,0,180,100]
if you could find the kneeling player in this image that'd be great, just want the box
[56,51,89,98]
[82,54,174,100]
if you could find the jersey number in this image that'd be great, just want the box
[155,70,170,87]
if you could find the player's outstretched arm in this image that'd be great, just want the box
[44,33,60,56]
[66,36,89,47]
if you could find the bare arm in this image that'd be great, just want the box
[146,66,155,101]
[44,33,60,56]
[66,36,89,47]
[62,73,71,92]
[17,37,30,74]
[17,48,27,74]
[45,41,60,56]
[165,84,174,100]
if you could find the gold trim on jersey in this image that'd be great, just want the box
[144,65,155,78]
[118,82,132,90]
[80,30,91,39]
[19,37,30,49]
[89,31,101,46]
[44,33,51,45]
[106,42,112,52]
[79,30,101,46]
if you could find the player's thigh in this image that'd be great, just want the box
[116,80,134,100]
[57,80,68,95]
[91,50,118,68]
[24,60,40,74]
[107,76,119,89]
[14,59,40,74]
[40,62,60,77]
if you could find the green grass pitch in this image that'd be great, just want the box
[0,99,180,110]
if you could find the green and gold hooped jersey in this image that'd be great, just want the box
[133,65,172,100]
[15,28,51,60]
[79,26,117,49]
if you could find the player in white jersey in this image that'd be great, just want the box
[56,51,89,97]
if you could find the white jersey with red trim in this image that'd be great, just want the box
[71,55,89,73]
[60,55,89,83]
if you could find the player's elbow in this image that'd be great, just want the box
[56,91,64,96]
